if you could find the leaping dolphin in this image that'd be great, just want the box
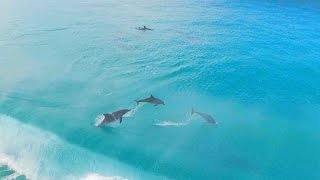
[98,109,131,126]
[192,108,217,125]
[135,95,165,106]
[136,26,153,31]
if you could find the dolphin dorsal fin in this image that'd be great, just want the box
[150,94,154,98]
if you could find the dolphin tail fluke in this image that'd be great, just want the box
[192,108,195,115]
[134,100,139,105]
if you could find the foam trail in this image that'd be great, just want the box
[123,103,145,117]
[154,114,196,127]
[154,121,189,127]
[81,173,128,180]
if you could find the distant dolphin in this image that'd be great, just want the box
[192,108,217,125]
[135,95,165,106]
[98,109,131,126]
[136,26,153,31]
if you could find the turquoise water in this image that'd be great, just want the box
[1,0,320,179]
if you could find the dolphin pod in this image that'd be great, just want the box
[98,95,217,126]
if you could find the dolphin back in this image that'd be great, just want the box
[135,95,164,105]
[136,96,153,103]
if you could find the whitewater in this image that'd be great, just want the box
[0,115,166,180]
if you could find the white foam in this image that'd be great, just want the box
[0,115,41,180]
[81,173,128,180]
[0,114,164,180]
[154,121,189,127]
[94,115,105,127]
[154,114,196,127]
[0,151,34,180]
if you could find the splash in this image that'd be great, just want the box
[154,121,189,127]
[94,114,105,127]
[154,114,196,127]
[94,115,121,127]
[123,103,145,117]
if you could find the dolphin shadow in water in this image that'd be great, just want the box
[135,95,165,106]
[192,108,217,125]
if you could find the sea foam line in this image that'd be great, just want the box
[154,114,196,127]
[154,121,189,127]
[81,173,128,180]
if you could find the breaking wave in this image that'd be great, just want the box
[0,114,151,180]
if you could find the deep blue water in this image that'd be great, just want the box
[0,0,320,179]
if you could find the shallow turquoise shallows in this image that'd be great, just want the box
[0,0,320,179]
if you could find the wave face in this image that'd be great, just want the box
[1,0,320,179]
[0,115,166,180]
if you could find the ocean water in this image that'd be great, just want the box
[0,0,320,179]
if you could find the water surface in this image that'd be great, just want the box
[0,0,320,179]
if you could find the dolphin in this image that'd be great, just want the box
[99,109,131,126]
[136,26,153,31]
[135,95,165,106]
[192,108,217,125]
